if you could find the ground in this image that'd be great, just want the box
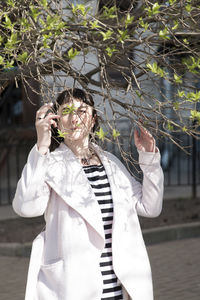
[0,198,200,243]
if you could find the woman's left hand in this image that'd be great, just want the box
[134,125,156,153]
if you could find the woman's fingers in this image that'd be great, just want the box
[36,103,59,154]
[36,113,60,126]
[134,128,141,143]
[50,118,58,128]
[134,129,143,150]
[36,103,54,119]
[138,124,151,136]
[36,103,60,130]
[36,114,58,122]
[134,125,156,152]
[134,128,138,137]
[138,126,155,144]
[45,113,60,121]
[138,119,152,135]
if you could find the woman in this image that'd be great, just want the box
[13,88,164,300]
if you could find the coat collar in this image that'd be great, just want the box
[45,142,114,241]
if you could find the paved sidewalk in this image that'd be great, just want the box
[148,238,200,300]
[0,237,199,300]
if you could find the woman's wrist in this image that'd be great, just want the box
[37,143,49,155]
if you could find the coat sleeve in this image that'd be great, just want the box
[132,149,164,218]
[12,144,50,218]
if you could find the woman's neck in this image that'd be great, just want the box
[64,138,91,158]
[64,137,101,166]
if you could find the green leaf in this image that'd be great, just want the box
[125,13,134,28]
[40,33,53,49]
[102,6,117,19]
[185,3,192,12]
[5,33,21,50]
[145,3,161,17]
[183,38,189,44]
[185,91,200,102]
[72,3,76,14]
[182,126,188,132]
[139,18,149,31]
[178,89,200,103]
[67,48,80,60]
[20,18,31,32]
[167,121,174,131]
[174,73,182,84]
[81,19,87,26]
[4,60,15,69]
[30,6,41,22]
[40,0,48,8]
[0,56,4,65]
[40,15,66,32]
[135,90,142,98]
[56,21,67,31]
[90,20,101,29]
[17,52,28,63]
[112,129,120,140]
[173,102,179,110]
[169,0,177,5]
[95,127,107,141]
[172,20,178,30]
[106,47,117,57]
[178,90,185,98]
[57,129,68,138]
[72,3,90,17]
[76,4,85,15]
[190,110,200,123]
[46,15,57,27]
[118,29,129,43]
[147,63,155,72]
[3,15,13,30]
[146,62,167,78]
[42,40,50,49]
[7,0,15,8]
[152,3,161,14]
[100,30,113,41]
[62,104,76,115]
[159,27,170,40]
[46,15,53,26]
[39,17,46,27]
[183,56,200,74]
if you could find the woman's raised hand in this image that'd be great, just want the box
[134,125,156,153]
[35,103,60,155]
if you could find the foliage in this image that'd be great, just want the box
[95,127,107,141]
[190,110,200,124]
[112,129,120,140]
[57,129,68,139]
[62,104,76,115]
[0,0,200,152]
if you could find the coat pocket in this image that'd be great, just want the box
[41,258,64,269]
[37,259,64,300]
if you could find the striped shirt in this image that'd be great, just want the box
[83,164,123,300]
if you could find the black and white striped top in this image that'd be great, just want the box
[83,164,123,300]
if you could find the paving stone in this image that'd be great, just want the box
[148,238,200,300]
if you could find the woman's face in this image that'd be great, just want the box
[57,98,95,142]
